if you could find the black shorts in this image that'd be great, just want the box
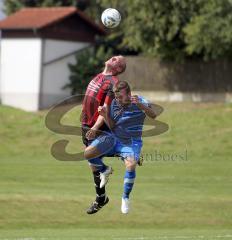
[81,123,110,147]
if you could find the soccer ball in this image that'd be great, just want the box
[101,8,121,28]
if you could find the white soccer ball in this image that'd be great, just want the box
[101,8,121,28]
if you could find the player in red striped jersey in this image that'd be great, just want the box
[81,55,126,214]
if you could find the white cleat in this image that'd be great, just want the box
[121,197,130,214]
[100,166,113,188]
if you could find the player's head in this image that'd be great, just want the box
[113,81,131,106]
[105,55,126,75]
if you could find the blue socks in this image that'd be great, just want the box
[123,170,136,199]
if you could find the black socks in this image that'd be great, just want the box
[93,171,106,204]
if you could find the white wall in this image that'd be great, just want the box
[0,38,42,111]
[43,39,88,63]
[40,39,89,109]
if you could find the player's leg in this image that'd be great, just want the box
[85,134,115,187]
[86,157,110,214]
[117,140,142,214]
[84,133,116,159]
[121,156,137,214]
[84,145,104,159]
[82,126,109,214]
[85,134,115,214]
[123,157,137,198]
[82,125,108,174]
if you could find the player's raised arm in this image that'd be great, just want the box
[131,95,156,119]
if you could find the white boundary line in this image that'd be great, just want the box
[1,235,232,240]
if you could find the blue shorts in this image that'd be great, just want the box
[90,134,142,162]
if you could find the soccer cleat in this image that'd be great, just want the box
[86,196,109,214]
[100,166,113,188]
[121,197,130,214]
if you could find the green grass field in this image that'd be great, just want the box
[0,102,232,240]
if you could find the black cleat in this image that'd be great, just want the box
[86,197,109,214]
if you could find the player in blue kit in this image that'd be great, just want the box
[84,81,156,214]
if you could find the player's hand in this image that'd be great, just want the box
[86,128,97,140]
[131,95,140,105]
[98,106,107,117]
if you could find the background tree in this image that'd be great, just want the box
[98,0,232,61]
[183,0,232,60]
[63,46,112,95]
[98,0,201,61]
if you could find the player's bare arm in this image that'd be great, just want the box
[131,95,156,119]
[85,115,105,140]
[98,105,115,129]
[86,104,112,140]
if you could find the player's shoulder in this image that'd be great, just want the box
[90,73,103,83]
[94,73,103,79]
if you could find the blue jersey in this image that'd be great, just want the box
[110,96,150,144]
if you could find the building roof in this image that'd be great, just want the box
[0,7,105,34]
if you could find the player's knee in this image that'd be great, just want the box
[84,147,94,159]
[84,146,101,159]
[126,164,136,171]
[125,158,137,171]
[84,150,95,160]
[84,150,90,159]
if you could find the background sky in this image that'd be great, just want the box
[0,0,6,20]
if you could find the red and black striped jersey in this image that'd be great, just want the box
[82,73,119,127]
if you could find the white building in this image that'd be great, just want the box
[0,7,105,111]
